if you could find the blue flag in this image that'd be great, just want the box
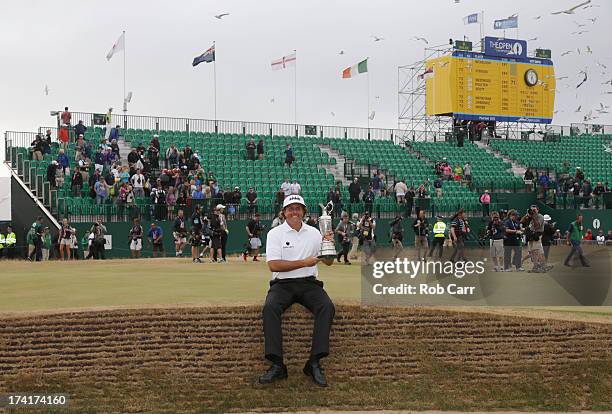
[494,15,518,30]
[192,44,215,66]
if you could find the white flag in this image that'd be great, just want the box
[271,52,296,70]
[106,32,125,61]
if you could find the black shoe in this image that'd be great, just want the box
[303,360,328,387]
[344,261,352,265]
[258,363,288,384]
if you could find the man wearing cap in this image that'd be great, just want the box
[564,214,590,267]
[429,215,447,259]
[74,120,87,140]
[259,194,335,387]
[244,213,263,261]
[147,223,165,258]
[209,204,226,262]
[522,205,546,273]
[541,214,556,264]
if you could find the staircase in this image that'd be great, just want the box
[317,145,351,186]
[474,141,526,178]
[118,138,132,167]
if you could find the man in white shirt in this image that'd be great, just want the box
[280,178,291,198]
[259,195,335,387]
[289,179,301,195]
[130,169,145,198]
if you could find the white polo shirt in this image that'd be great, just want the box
[266,220,322,280]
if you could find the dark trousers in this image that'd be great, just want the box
[337,241,350,262]
[428,237,444,259]
[221,231,227,260]
[564,241,588,266]
[263,278,335,363]
[504,245,522,270]
[349,194,360,204]
[30,236,43,261]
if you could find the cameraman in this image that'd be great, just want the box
[335,212,354,265]
[413,209,429,261]
[359,212,376,264]
[173,209,187,257]
[244,213,264,262]
[89,218,107,260]
[503,210,523,271]
[209,205,225,262]
[521,205,546,273]
[389,215,404,260]
[541,214,556,264]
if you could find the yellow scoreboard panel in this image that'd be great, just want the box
[425,51,555,123]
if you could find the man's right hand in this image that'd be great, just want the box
[302,256,320,267]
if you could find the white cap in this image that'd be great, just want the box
[543,214,552,221]
[283,194,306,209]
[215,204,226,210]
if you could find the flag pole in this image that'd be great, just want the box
[294,49,297,126]
[480,11,484,42]
[367,58,370,130]
[123,30,127,115]
[213,41,217,121]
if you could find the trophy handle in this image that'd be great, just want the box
[325,201,334,215]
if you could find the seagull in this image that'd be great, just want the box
[439,61,450,67]
[587,17,597,23]
[214,13,230,19]
[561,50,573,56]
[533,15,542,20]
[375,95,381,100]
[528,37,538,41]
[413,36,429,44]
[371,35,384,42]
[556,76,569,80]
[586,45,593,54]
[571,30,589,35]
[551,0,591,15]
[573,21,586,27]
[270,98,275,104]
[339,50,344,55]
[369,111,376,120]
[603,144,612,153]
[602,79,612,85]
[583,110,593,121]
[600,103,610,110]
[575,105,582,112]
[596,61,608,70]
[44,84,49,96]
[597,109,610,114]
[576,47,581,55]
[577,71,588,88]
[330,112,335,117]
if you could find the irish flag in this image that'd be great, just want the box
[342,59,368,78]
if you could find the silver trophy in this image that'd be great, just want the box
[318,201,337,259]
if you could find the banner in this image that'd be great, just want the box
[463,13,479,25]
[494,15,518,30]
[483,36,527,58]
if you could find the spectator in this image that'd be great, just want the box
[394,179,408,204]
[172,209,187,256]
[593,181,605,209]
[71,168,83,196]
[55,165,65,189]
[370,172,382,197]
[148,142,160,169]
[94,146,105,173]
[110,139,120,159]
[147,223,165,258]
[89,219,107,260]
[413,209,429,261]
[274,188,285,213]
[389,215,404,260]
[606,230,612,246]
[223,187,234,214]
[289,179,301,196]
[56,148,70,174]
[42,227,52,261]
[94,177,108,204]
[358,212,377,265]
[405,186,415,218]
[246,138,256,161]
[582,180,592,208]
[522,205,547,273]
[166,186,177,220]
[58,218,74,260]
[363,186,375,214]
[243,213,263,261]
[151,135,160,151]
[349,177,361,204]
[257,138,265,160]
[538,172,550,199]
[433,178,443,198]
[284,144,294,167]
[74,120,87,138]
[280,178,291,197]
[453,164,463,181]
[183,145,193,160]
[151,184,167,221]
[130,169,145,198]
[46,161,58,189]
[40,134,51,155]
[595,229,605,246]
[334,184,344,216]
[479,190,491,217]
[416,184,428,199]
[524,168,535,192]
[58,126,70,149]
[442,163,452,181]
[463,162,472,183]
[583,229,593,241]
[45,129,53,146]
[31,135,44,161]
[61,106,71,125]
[246,187,258,214]
[271,210,285,229]
[575,167,584,182]
[231,186,242,217]
[165,145,179,168]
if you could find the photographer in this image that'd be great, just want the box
[147,222,165,258]
[190,228,202,263]
[243,213,264,262]
[209,205,225,263]
[521,205,547,273]
[128,217,144,259]
[359,212,376,264]
[486,212,505,272]
[389,215,404,260]
[335,212,354,265]
[503,210,523,271]
[541,214,556,263]
[89,218,107,260]
[413,209,429,261]
[173,209,187,257]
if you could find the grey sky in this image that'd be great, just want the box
[1,0,611,138]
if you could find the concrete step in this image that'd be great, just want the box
[475,141,526,178]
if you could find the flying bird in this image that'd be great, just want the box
[576,47,581,55]
[556,76,569,80]
[369,111,376,120]
[561,50,573,56]
[576,71,588,88]
[533,15,542,20]
[551,0,591,15]
[575,105,582,112]
[583,110,593,121]
[602,79,612,85]
[573,21,586,27]
[586,46,593,54]
[600,103,610,110]
[571,30,589,35]
[214,13,230,19]
[371,35,384,42]
[528,37,538,41]
[413,36,429,44]
[596,61,608,69]
[44,85,49,96]
[339,50,344,55]
[587,17,597,23]
[330,112,335,117]
[603,144,612,153]
[270,98,275,104]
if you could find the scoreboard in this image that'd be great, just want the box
[425,50,555,123]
